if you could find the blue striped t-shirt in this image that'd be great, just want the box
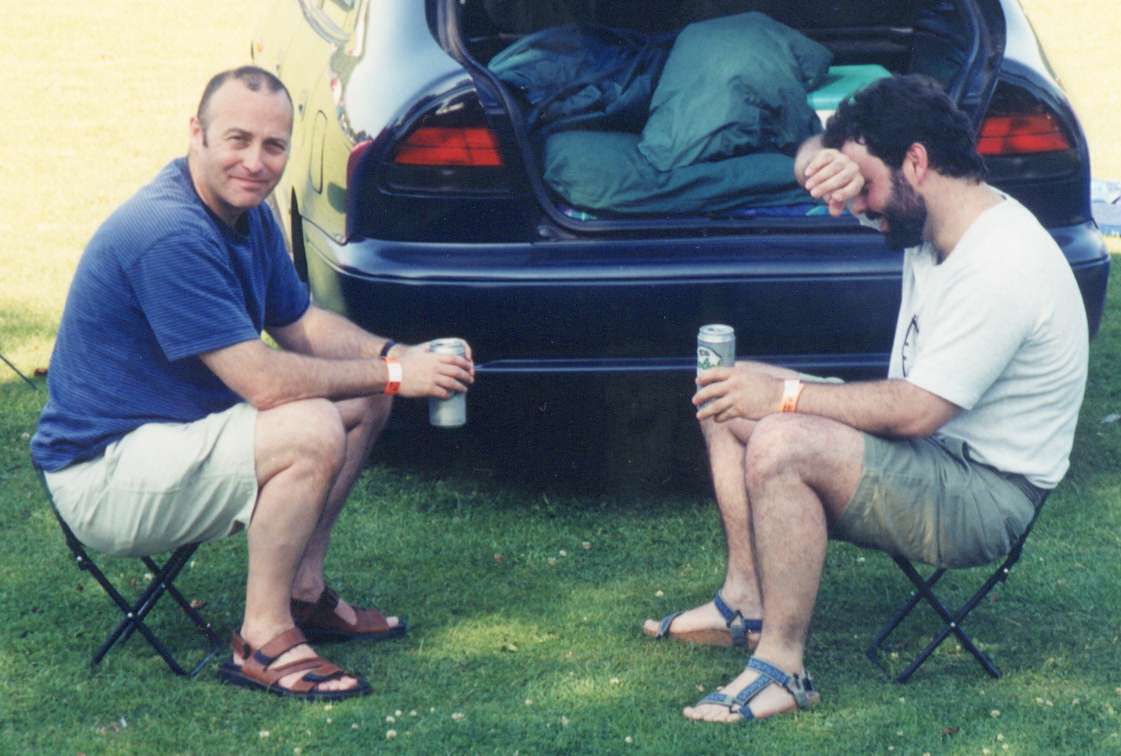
[31,158,310,472]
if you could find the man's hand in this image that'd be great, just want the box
[794,136,864,217]
[802,147,864,216]
[693,364,784,423]
[394,340,475,400]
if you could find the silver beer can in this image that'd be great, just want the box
[428,338,467,428]
[697,324,735,374]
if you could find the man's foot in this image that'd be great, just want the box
[684,656,819,723]
[218,627,371,700]
[642,592,762,648]
[292,586,406,643]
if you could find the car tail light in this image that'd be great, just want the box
[977,84,1072,156]
[377,91,511,194]
[977,113,1071,155]
[393,127,503,167]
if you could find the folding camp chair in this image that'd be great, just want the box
[36,465,223,677]
[866,493,1049,683]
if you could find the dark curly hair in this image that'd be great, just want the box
[823,74,985,181]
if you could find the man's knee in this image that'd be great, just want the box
[744,414,822,488]
[257,399,347,480]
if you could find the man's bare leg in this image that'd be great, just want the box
[643,362,801,644]
[685,413,864,721]
[236,398,359,692]
[290,395,400,629]
[643,415,763,642]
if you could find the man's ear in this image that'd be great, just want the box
[903,142,929,184]
[189,116,204,149]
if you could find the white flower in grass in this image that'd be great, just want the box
[991,709,1001,718]
[582,542,592,550]
[410,710,418,717]
[452,712,465,721]
[386,715,395,723]
[1072,698,1081,706]
[559,549,567,557]
[525,699,534,706]
[395,710,403,717]
[655,590,664,597]
[625,736,633,744]
[351,723,359,730]
[561,716,570,727]
[996,734,1005,742]
[610,677,621,686]
[386,729,397,740]
[548,558,557,566]
[259,731,270,739]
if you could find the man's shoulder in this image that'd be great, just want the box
[92,159,218,263]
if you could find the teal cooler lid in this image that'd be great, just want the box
[808,64,892,110]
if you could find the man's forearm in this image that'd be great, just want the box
[273,305,390,360]
[202,339,390,409]
[796,378,957,439]
[793,135,825,189]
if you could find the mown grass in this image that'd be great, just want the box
[2,2,1120,754]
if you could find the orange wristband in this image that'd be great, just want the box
[383,357,402,396]
[779,379,804,413]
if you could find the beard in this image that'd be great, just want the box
[869,170,928,251]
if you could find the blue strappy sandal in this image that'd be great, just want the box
[652,591,762,648]
[694,656,819,722]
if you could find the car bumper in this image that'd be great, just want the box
[302,219,1109,379]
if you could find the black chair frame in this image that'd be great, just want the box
[866,494,1048,684]
[39,468,223,677]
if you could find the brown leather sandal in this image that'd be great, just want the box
[292,586,408,643]
[216,627,371,701]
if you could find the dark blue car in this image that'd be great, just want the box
[252,0,1108,403]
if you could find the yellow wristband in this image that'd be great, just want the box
[779,379,804,413]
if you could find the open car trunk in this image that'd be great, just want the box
[445,0,1000,227]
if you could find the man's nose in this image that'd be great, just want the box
[242,144,265,174]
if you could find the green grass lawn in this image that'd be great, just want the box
[3,2,1121,754]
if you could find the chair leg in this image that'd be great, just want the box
[75,544,222,677]
[872,554,1017,683]
[866,565,948,666]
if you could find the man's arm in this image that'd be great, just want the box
[199,330,473,411]
[269,305,389,360]
[793,135,864,217]
[695,365,959,439]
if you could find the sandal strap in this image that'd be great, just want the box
[713,591,763,648]
[745,656,816,711]
[230,627,356,694]
[292,586,340,624]
[255,627,310,666]
[654,611,684,639]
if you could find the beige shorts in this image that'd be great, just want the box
[45,403,258,557]
[832,434,1043,568]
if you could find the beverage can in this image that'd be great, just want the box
[428,338,467,428]
[697,324,735,374]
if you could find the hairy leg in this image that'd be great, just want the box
[239,398,359,692]
[644,361,803,641]
[290,395,400,629]
[686,413,864,722]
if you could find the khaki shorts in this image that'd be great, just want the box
[45,403,258,557]
[832,434,1043,568]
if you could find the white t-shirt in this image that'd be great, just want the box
[887,196,1089,489]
